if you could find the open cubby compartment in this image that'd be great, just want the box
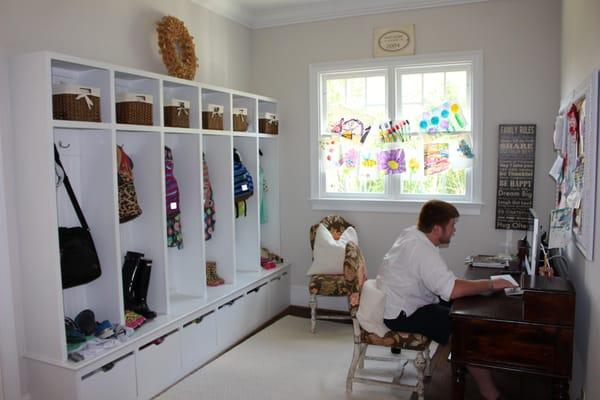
[163,80,200,129]
[51,58,112,123]
[233,136,260,272]
[232,94,257,133]
[201,88,231,131]
[116,130,168,315]
[258,99,278,134]
[164,132,205,299]
[202,134,235,285]
[259,137,281,255]
[54,128,123,326]
[114,71,160,126]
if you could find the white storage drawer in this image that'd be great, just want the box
[137,329,182,400]
[269,271,290,317]
[181,309,217,374]
[244,281,270,333]
[216,294,247,352]
[80,352,137,400]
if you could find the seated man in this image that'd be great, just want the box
[376,200,515,400]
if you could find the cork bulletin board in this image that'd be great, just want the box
[495,124,536,230]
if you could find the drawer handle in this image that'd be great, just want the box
[101,362,115,372]
[247,282,268,294]
[140,329,178,350]
[270,276,281,282]
[184,310,215,328]
[81,352,134,380]
[219,295,243,309]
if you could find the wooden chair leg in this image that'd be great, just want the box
[358,343,367,369]
[309,294,317,333]
[346,342,361,392]
[414,350,427,400]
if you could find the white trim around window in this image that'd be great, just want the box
[309,51,484,214]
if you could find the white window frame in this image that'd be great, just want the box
[309,51,483,215]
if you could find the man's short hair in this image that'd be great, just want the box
[417,200,459,233]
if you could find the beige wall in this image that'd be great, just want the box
[0,1,252,398]
[561,0,600,398]
[0,0,252,90]
[251,0,561,306]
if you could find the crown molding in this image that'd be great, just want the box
[192,0,488,29]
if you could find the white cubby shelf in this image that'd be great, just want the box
[10,51,287,400]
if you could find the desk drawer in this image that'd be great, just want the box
[452,319,573,376]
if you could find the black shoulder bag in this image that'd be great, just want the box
[54,145,102,289]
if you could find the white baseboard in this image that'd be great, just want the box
[291,284,348,312]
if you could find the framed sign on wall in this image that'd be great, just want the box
[373,25,415,57]
[495,124,536,230]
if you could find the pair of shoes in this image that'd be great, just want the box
[125,309,146,330]
[206,261,224,286]
[122,251,157,319]
[260,257,277,270]
[65,317,86,343]
[95,320,114,339]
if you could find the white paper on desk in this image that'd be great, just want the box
[549,154,564,183]
[549,207,573,249]
[491,274,523,295]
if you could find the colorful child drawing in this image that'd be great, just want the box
[424,143,450,175]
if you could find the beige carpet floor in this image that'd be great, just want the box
[157,316,436,400]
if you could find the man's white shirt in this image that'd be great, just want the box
[376,226,457,319]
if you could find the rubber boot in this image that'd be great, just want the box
[206,261,224,286]
[122,251,144,308]
[130,258,157,319]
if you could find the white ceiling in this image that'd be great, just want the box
[192,0,488,29]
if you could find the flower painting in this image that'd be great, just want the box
[378,148,406,175]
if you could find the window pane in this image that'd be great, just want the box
[423,72,445,109]
[321,72,387,194]
[401,74,422,103]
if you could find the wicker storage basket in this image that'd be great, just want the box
[232,107,249,132]
[164,99,190,128]
[52,84,101,122]
[116,93,153,125]
[202,104,224,130]
[259,112,278,135]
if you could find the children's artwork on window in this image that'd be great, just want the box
[379,120,410,143]
[331,118,364,144]
[418,102,467,134]
[378,148,406,174]
[359,150,378,180]
[342,148,359,168]
[449,139,473,169]
[424,143,450,175]
[319,136,341,168]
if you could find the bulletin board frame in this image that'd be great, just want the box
[557,69,599,261]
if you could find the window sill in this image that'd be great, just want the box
[309,198,483,215]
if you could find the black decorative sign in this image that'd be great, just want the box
[495,124,536,230]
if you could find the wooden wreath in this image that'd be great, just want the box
[156,16,198,80]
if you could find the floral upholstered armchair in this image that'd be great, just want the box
[308,215,366,333]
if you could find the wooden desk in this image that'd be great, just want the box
[450,267,575,400]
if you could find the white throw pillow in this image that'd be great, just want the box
[306,223,358,275]
[357,279,390,338]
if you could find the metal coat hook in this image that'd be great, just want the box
[58,140,70,149]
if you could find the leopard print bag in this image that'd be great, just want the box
[117,145,142,223]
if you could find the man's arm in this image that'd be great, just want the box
[449,278,516,300]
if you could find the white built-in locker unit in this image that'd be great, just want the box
[10,51,289,400]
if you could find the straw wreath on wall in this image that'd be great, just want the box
[156,16,198,80]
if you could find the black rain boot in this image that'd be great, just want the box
[122,251,144,308]
[131,258,157,319]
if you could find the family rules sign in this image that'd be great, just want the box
[495,124,536,230]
